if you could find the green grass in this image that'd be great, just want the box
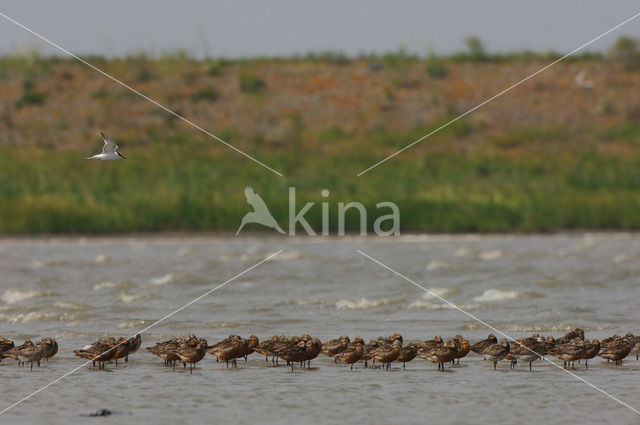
[1,132,640,234]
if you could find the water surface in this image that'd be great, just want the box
[1,233,639,424]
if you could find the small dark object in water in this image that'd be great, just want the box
[89,409,112,417]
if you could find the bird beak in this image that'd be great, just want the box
[118,152,127,159]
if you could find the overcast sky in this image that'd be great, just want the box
[1,1,639,58]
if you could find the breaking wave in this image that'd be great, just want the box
[0,311,81,323]
[119,291,151,303]
[335,298,403,310]
[1,289,55,304]
[473,289,540,302]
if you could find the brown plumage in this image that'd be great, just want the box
[41,337,58,361]
[300,337,322,367]
[208,336,246,367]
[452,335,470,364]
[582,339,600,369]
[110,337,131,366]
[556,328,585,345]
[74,341,116,370]
[396,343,418,369]
[508,337,546,371]
[361,339,379,368]
[479,340,510,370]
[0,336,14,359]
[370,339,402,370]
[420,340,456,370]
[275,341,308,372]
[125,334,141,363]
[599,333,634,365]
[3,340,46,370]
[321,335,350,358]
[417,335,444,352]
[470,334,497,354]
[243,335,260,357]
[146,337,183,367]
[334,343,364,370]
[174,338,208,373]
[551,338,586,369]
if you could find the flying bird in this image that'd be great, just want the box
[236,186,285,235]
[87,131,126,160]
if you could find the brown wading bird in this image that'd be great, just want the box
[507,336,546,371]
[74,340,116,370]
[396,343,418,369]
[174,338,208,373]
[146,334,198,368]
[551,338,586,369]
[370,339,402,370]
[242,335,260,361]
[253,335,280,362]
[0,336,15,360]
[2,340,47,370]
[555,328,585,345]
[125,334,142,363]
[41,337,58,362]
[451,335,470,364]
[335,343,364,370]
[300,337,322,368]
[479,340,510,370]
[581,339,600,369]
[208,335,246,368]
[321,335,350,361]
[272,336,301,366]
[470,334,497,355]
[420,340,457,370]
[275,341,308,372]
[146,337,182,367]
[110,337,131,366]
[598,333,635,365]
[361,339,379,368]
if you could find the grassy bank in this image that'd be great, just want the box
[1,134,639,233]
[1,50,640,233]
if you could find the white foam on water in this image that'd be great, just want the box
[1,289,54,304]
[426,260,457,271]
[0,311,80,323]
[335,297,402,310]
[479,250,502,261]
[419,287,460,300]
[119,291,151,303]
[94,253,111,264]
[117,319,148,329]
[53,301,89,310]
[407,300,480,310]
[454,247,474,257]
[473,288,537,302]
[209,322,248,329]
[93,281,129,291]
[149,273,177,285]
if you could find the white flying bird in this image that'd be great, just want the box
[87,131,126,160]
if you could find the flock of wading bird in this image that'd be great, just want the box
[1,328,639,373]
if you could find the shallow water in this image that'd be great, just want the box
[1,233,639,424]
